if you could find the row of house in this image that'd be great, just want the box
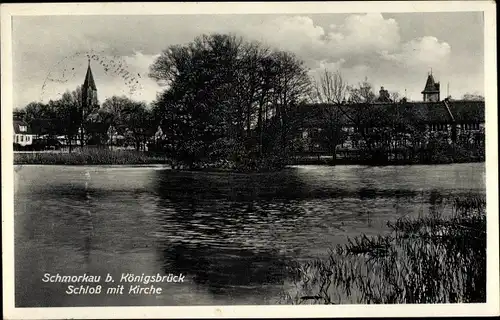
[14,63,485,157]
[13,61,142,151]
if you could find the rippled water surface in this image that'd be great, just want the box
[14,163,485,306]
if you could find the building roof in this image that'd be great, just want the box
[446,100,485,123]
[297,100,485,128]
[29,118,58,135]
[421,74,440,94]
[398,102,452,123]
[83,62,97,90]
[13,120,31,134]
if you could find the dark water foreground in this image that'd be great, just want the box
[13,163,485,307]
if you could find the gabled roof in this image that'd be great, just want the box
[13,120,31,134]
[422,74,440,94]
[83,62,97,90]
[446,100,485,123]
[399,102,452,123]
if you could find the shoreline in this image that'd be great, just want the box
[13,160,485,169]
[13,148,485,168]
[290,159,485,166]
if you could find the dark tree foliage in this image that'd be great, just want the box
[150,33,311,170]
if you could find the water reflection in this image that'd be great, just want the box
[150,170,304,298]
[160,243,290,296]
[14,163,485,307]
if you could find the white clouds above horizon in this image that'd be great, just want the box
[12,12,484,108]
[236,13,467,100]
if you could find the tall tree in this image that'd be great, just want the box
[121,101,154,151]
[149,33,311,170]
[55,90,81,152]
[101,95,135,145]
[312,69,348,160]
[267,50,311,159]
[23,102,54,139]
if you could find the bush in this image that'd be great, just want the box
[14,149,170,165]
[281,194,486,304]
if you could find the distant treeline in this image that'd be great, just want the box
[15,33,485,170]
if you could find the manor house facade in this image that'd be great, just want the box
[298,73,485,159]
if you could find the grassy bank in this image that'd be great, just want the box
[14,149,170,165]
[281,194,486,304]
[290,157,485,166]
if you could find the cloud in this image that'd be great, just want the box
[244,16,325,51]
[38,51,162,105]
[382,36,452,71]
[240,13,400,68]
[269,14,456,100]
[12,13,483,108]
[327,13,400,55]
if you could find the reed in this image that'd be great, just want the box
[281,194,486,304]
[14,149,170,165]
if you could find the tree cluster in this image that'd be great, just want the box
[16,32,482,167]
[17,88,155,152]
[19,87,92,152]
[149,33,311,170]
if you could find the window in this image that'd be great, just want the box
[19,125,27,132]
[463,123,479,130]
[20,135,24,142]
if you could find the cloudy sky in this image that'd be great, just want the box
[12,11,484,108]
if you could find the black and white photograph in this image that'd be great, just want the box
[2,2,499,319]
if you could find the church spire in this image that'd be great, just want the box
[83,59,97,90]
[82,57,98,114]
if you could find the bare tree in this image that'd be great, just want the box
[313,69,347,104]
[347,78,376,103]
[311,69,349,160]
[390,91,400,103]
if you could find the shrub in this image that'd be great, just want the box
[281,194,486,304]
[14,149,170,165]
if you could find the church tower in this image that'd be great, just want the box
[82,58,98,113]
[421,71,440,102]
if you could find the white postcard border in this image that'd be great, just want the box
[2,2,498,319]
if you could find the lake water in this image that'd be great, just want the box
[14,163,485,307]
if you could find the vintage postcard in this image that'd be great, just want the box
[2,1,499,319]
